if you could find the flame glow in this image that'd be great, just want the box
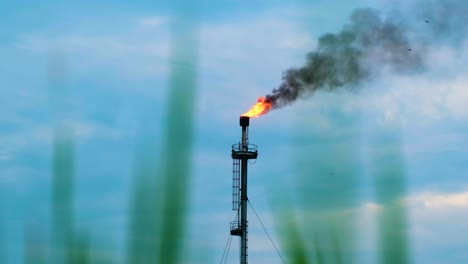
[241,97,272,117]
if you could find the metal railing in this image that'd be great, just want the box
[232,143,258,153]
[230,221,241,231]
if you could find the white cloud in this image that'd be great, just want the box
[445,77,468,118]
[137,16,167,27]
[369,39,468,122]
[344,190,468,259]
[71,119,123,141]
[12,7,318,120]
[15,19,170,83]
[9,6,468,129]
[0,150,15,161]
[16,7,466,128]
[279,39,468,132]
[363,202,384,212]
[403,190,468,262]
[357,190,468,211]
[196,8,316,126]
[407,191,468,209]
[0,124,53,149]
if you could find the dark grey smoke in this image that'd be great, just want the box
[266,4,467,109]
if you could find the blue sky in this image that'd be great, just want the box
[1,0,468,263]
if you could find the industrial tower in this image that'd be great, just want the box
[230,116,258,264]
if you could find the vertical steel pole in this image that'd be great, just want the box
[240,126,248,264]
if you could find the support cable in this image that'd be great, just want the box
[248,199,287,264]
[224,234,233,264]
[219,233,232,264]
[220,210,240,264]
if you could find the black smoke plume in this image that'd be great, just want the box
[266,3,468,109]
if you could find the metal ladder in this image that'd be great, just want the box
[232,158,240,210]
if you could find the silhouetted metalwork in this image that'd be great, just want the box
[230,116,258,264]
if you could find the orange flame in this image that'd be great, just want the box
[241,97,272,117]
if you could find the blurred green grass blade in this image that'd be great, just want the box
[285,216,310,264]
[269,191,310,264]
[377,204,410,264]
[24,223,47,264]
[157,2,199,264]
[52,128,75,261]
[330,227,343,264]
[127,153,161,263]
[282,111,361,264]
[48,49,76,264]
[370,131,410,264]
[70,232,91,264]
[313,234,324,264]
[126,2,199,263]
[0,201,6,264]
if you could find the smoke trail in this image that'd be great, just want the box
[266,3,467,109]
